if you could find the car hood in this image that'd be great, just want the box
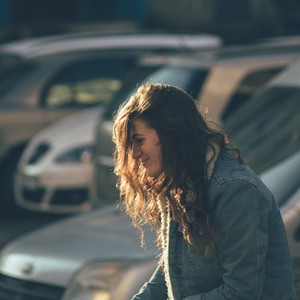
[0,205,156,287]
[33,106,104,146]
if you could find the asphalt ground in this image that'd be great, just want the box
[0,210,66,250]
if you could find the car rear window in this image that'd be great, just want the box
[221,67,284,122]
[224,86,300,173]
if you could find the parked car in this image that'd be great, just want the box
[93,45,299,204]
[14,107,103,213]
[14,53,213,213]
[0,31,222,211]
[1,56,300,299]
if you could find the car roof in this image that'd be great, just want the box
[252,35,300,48]
[0,31,222,59]
[210,35,300,55]
[135,35,300,70]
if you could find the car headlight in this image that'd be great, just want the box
[62,259,157,300]
[27,142,51,165]
[55,145,94,163]
[62,260,133,300]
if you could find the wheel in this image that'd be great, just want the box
[0,146,25,215]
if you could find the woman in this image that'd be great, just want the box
[112,83,296,299]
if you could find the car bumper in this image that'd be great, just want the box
[14,164,93,214]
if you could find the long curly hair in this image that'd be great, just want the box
[113,83,238,256]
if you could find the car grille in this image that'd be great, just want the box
[22,187,89,207]
[22,187,45,203]
[50,188,88,205]
[0,274,64,300]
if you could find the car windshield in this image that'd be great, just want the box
[223,85,300,205]
[105,65,209,119]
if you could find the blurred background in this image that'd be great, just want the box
[0,0,300,44]
[0,1,300,299]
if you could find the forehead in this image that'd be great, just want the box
[130,119,150,135]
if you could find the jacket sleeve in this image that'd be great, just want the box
[131,265,168,300]
[184,179,274,300]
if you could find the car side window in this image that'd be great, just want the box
[221,67,284,122]
[224,86,300,174]
[42,59,131,108]
[104,66,208,120]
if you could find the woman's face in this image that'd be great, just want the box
[130,119,163,178]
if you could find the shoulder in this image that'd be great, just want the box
[212,149,258,185]
[209,149,275,208]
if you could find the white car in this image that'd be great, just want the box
[14,107,103,214]
[1,55,300,299]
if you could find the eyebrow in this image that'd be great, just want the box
[131,133,144,139]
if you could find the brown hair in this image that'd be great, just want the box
[113,83,237,256]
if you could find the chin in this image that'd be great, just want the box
[147,170,162,178]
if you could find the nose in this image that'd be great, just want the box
[132,143,142,159]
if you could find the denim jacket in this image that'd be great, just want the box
[132,149,296,300]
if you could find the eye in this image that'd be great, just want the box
[130,138,144,149]
[133,140,144,149]
[135,138,144,144]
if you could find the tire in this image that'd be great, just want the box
[0,146,25,215]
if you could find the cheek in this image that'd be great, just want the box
[156,147,163,167]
